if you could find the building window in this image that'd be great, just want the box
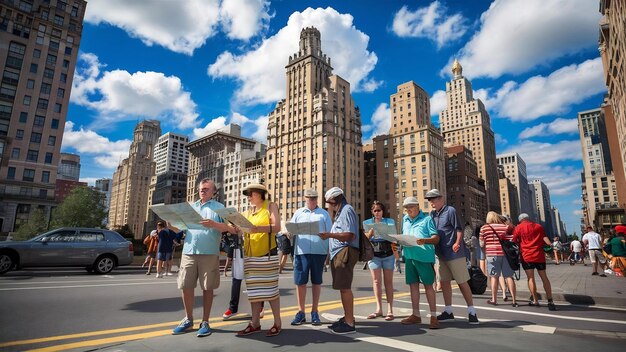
[39,189,47,199]
[60,73,67,83]
[54,15,64,26]
[7,167,16,180]
[27,149,38,162]
[37,98,48,110]
[57,88,65,98]
[51,119,59,129]
[46,54,57,66]
[11,148,20,159]
[30,132,42,143]
[23,169,35,182]
[20,112,28,122]
[34,115,45,126]
[40,83,51,95]
[64,47,72,55]
[33,49,41,58]
[44,152,53,164]
[16,129,24,140]
[26,79,35,89]
[62,60,69,68]
[44,68,54,79]
[48,135,56,146]
[30,63,38,73]
[23,95,31,105]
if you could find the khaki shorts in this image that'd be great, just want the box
[438,257,470,283]
[177,254,220,291]
[589,249,606,264]
[331,247,359,290]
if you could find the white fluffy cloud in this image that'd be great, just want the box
[519,118,579,139]
[450,0,600,79]
[71,53,200,129]
[208,7,379,105]
[191,116,228,141]
[85,0,270,55]
[433,59,604,122]
[391,2,468,48]
[503,140,582,196]
[190,112,268,142]
[362,103,391,142]
[61,121,132,169]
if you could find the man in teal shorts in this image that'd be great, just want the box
[400,197,440,329]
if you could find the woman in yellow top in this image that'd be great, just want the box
[236,183,282,337]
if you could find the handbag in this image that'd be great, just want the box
[487,224,520,280]
[358,229,375,262]
[467,265,487,294]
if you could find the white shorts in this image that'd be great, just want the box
[589,249,606,264]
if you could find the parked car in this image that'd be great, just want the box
[0,227,134,275]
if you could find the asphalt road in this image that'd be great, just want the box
[0,265,624,352]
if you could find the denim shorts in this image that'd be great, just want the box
[293,254,326,285]
[157,252,173,261]
[368,254,395,270]
[487,256,514,277]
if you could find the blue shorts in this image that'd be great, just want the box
[368,254,395,270]
[487,256,514,277]
[293,254,326,285]
[157,252,173,261]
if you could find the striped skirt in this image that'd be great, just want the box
[244,255,280,303]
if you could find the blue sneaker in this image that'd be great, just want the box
[197,321,212,337]
[311,311,321,326]
[291,311,306,325]
[172,317,193,335]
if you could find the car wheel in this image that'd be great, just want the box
[93,255,116,274]
[0,252,15,275]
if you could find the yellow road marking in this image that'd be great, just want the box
[4,293,409,352]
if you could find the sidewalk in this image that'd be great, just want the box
[511,260,626,307]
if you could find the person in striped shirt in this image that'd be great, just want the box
[479,212,518,307]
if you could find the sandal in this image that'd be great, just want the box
[384,313,395,321]
[367,312,382,319]
[237,323,261,336]
[512,302,519,308]
[266,324,281,337]
[486,299,497,306]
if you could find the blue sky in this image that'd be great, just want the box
[61,0,606,235]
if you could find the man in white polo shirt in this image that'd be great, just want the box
[582,226,607,277]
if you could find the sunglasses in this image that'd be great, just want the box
[372,209,382,212]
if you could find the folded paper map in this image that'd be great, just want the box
[285,221,322,235]
[213,208,254,232]
[150,203,205,230]
[363,222,398,239]
[374,233,418,247]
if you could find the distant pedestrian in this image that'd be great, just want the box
[512,213,556,311]
[552,237,563,265]
[426,189,479,325]
[582,226,607,277]
[277,232,292,274]
[569,238,584,265]
[156,221,175,278]
[142,229,158,275]
[608,225,626,274]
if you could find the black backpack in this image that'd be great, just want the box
[468,265,487,294]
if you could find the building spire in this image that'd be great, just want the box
[451,58,463,79]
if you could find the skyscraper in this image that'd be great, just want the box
[530,179,554,238]
[445,145,486,226]
[389,81,445,221]
[265,27,363,220]
[440,60,500,213]
[0,0,87,233]
[578,108,624,232]
[496,152,534,218]
[599,0,626,209]
[147,132,189,213]
[108,120,160,239]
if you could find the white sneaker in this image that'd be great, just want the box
[156,273,163,278]
[166,272,174,276]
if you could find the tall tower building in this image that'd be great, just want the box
[95,178,112,226]
[266,27,363,220]
[186,124,257,204]
[496,152,534,217]
[362,135,396,222]
[530,179,554,238]
[599,0,626,210]
[440,60,500,213]
[389,82,446,221]
[497,165,520,222]
[0,0,86,233]
[154,132,189,176]
[147,132,189,219]
[445,145,486,226]
[578,108,624,232]
[108,120,160,239]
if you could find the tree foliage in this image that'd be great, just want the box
[113,224,134,240]
[50,186,107,229]
[13,208,49,240]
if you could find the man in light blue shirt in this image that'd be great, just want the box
[288,188,332,326]
[319,187,359,335]
[171,179,236,337]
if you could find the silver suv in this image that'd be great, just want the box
[0,227,133,275]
